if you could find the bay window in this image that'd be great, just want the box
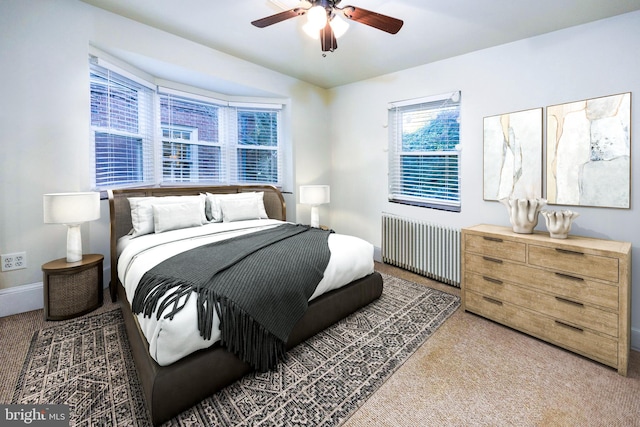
[89,58,286,190]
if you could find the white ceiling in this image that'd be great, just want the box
[80,0,640,89]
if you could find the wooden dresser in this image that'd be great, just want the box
[461,224,631,375]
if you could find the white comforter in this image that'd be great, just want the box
[117,219,374,365]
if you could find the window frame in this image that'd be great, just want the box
[161,125,202,183]
[89,60,155,189]
[159,89,225,185]
[388,92,461,212]
[229,105,283,186]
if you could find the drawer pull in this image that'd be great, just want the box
[482,256,503,264]
[482,296,503,306]
[555,296,584,308]
[483,236,503,243]
[483,276,503,285]
[555,272,584,282]
[555,248,584,256]
[554,320,584,333]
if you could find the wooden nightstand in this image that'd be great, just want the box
[42,254,104,320]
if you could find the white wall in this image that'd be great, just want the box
[328,11,640,348]
[0,0,330,310]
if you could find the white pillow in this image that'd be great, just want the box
[129,195,206,237]
[153,201,204,233]
[220,197,262,222]
[205,192,268,222]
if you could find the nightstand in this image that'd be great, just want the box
[42,254,104,320]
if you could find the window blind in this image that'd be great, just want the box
[228,105,282,186]
[90,61,154,188]
[160,89,283,187]
[159,91,223,184]
[89,58,286,190]
[388,91,461,211]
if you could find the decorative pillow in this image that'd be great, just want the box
[153,201,204,233]
[129,195,206,237]
[204,193,224,222]
[219,197,262,222]
[205,192,268,222]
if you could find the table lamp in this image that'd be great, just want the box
[43,192,101,263]
[299,185,330,228]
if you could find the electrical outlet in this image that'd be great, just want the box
[1,252,27,271]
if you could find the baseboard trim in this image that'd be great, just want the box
[373,246,382,263]
[0,282,44,317]
[0,266,111,318]
[632,327,640,352]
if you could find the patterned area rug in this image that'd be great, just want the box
[13,273,460,426]
[12,309,149,426]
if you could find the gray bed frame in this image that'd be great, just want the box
[108,185,383,425]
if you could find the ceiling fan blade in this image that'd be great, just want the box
[340,6,403,34]
[251,8,306,28]
[320,21,337,52]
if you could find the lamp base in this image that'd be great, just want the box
[310,206,320,228]
[66,224,83,263]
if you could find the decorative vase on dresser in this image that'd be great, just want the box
[461,224,631,376]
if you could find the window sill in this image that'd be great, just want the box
[389,199,461,213]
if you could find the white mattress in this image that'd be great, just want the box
[117,219,375,365]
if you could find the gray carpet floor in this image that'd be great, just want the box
[2,263,639,426]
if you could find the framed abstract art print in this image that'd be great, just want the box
[546,92,631,208]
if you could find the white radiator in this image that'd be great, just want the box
[381,213,461,287]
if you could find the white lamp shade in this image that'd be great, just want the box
[300,185,330,206]
[43,192,100,224]
[329,15,349,38]
[307,5,328,30]
[303,21,321,39]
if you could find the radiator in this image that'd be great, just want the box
[381,213,461,287]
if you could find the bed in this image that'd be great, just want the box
[108,185,383,425]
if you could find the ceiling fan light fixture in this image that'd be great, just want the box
[307,5,327,29]
[252,1,403,53]
[329,14,349,38]
[302,21,320,39]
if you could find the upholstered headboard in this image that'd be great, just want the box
[107,185,286,302]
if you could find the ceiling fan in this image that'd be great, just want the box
[251,0,404,53]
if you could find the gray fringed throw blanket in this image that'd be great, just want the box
[132,223,332,371]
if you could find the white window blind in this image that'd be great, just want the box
[388,91,461,211]
[90,58,286,190]
[159,91,223,184]
[160,90,283,187]
[227,105,282,186]
[90,61,154,188]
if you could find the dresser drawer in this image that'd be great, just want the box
[465,252,619,310]
[465,273,618,337]
[528,244,619,283]
[525,268,619,311]
[464,252,521,282]
[465,291,618,368]
[464,233,526,263]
